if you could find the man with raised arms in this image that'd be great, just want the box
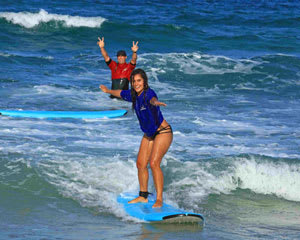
[97,37,139,99]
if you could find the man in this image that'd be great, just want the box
[97,37,139,98]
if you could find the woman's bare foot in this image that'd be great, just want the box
[152,199,163,208]
[128,196,148,204]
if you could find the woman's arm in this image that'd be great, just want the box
[150,97,167,107]
[99,85,122,98]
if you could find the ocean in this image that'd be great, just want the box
[0,0,300,239]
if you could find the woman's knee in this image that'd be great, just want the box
[150,160,161,170]
[136,161,148,170]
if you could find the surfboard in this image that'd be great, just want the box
[117,193,204,224]
[0,109,127,119]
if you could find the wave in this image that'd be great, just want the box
[231,157,300,202]
[1,150,299,221]
[141,52,300,76]
[38,156,139,220]
[0,51,53,60]
[167,156,300,209]
[0,157,59,198]
[0,84,129,111]
[138,52,300,93]
[139,52,258,77]
[0,9,106,28]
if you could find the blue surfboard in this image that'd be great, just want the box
[0,109,127,119]
[117,193,204,224]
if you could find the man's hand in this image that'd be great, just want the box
[131,41,139,53]
[97,37,110,62]
[97,37,105,48]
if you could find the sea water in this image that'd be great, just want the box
[0,1,300,239]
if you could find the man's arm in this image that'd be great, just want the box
[130,41,139,65]
[97,37,110,62]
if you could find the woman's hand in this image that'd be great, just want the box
[154,101,167,107]
[99,84,108,93]
[99,85,121,98]
[150,97,167,107]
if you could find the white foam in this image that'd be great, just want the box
[138,52,260,76]
[0,51,53,60]
[166,160,234,211]
[174,130,300,159]
[192,115,283,137]
[39,156,141,220]
[0,9,106,28]
[0,52,12,57]
[8,84,130,110]
[232,158,300,202]
[167,156,300,211]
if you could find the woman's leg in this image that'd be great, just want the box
[128,135,153,203]
[149,131,173,208]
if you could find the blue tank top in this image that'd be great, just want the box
[120,88,164,137]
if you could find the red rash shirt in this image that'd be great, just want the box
[106,59,136,80]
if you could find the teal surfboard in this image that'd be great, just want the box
[0,109,127,119]
[117,193,204,224]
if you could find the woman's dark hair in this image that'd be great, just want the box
[130,68,149,111]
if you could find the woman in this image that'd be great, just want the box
[100,69,173,208]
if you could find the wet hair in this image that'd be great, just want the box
[130,69,149,111]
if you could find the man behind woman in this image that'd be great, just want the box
[97,37,139,98]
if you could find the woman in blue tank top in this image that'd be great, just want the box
[100,69,173,208]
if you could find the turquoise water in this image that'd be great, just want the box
[0,1,300,239]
